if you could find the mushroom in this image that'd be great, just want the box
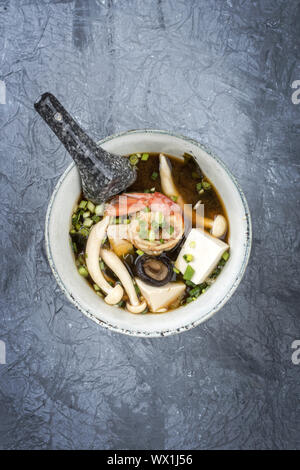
[201,214,227,238]
[159,153,193,227]
[160,154,227,238]
[159,153,184,207]
[85,216,124,305]
[135,255,173,286]
[100,248,147,314]
[107,223,133,257]
[193,201,227,238]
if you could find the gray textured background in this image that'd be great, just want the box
[0,0,299,450]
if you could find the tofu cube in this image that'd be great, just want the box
[175,228,229,284]
[135,278,186,312]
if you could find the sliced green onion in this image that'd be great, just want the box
[171,195,178,202]
[83,218,93,227]
[189,286,200,297]
[93,284,100,291]
[95,204,104,216]
[78,266,89,277]
[183,253,193,262]
[79,200,87,209]
[189,241,196,248]
[202,181,211,190]
[183,265,195,281]
[173,266,180,274]
[129,154,139,165]
[141,153,149,161]
[151,171,158,181]
[87,201,95,213]
[168,225,174,235]
[99,260,105,270]
[79,227,89,237]
[82,211,90,218]
[222,251,230,261]
[136,249,144,256]
[185,280,196,287]
[92,215,100,223]
[196,182,202,191]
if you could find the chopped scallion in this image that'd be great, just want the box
[183,253,193,262]
[83,218,93,227]
[95,204,104,216]
[87,201,95,213]
[79,200,87,209]
[202,181,211,190]
[99,260,105,270]
[183,265,195,281]
[129,154,139,165]
[78,266,88,277]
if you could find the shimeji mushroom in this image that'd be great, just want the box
[193,201,228,238]
[203,214,227,238]
[85,216,124,305]
[159,153,193,226]
[100,248,147,314]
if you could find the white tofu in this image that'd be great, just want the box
[135,278,186,313]
[175,228,229,284]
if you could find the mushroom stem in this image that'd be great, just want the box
[100,249,147,314]
[85,216,124,305]
[159,153,193,227]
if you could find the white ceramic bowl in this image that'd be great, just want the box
[45,130,251,337]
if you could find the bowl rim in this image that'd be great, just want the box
[45,129,252,337]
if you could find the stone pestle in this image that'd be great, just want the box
[34,92,136,204]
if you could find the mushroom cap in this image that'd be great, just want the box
[135,255,173,286]
[104,284,124,305]
[126,299,147,314]
[211,215,227,238]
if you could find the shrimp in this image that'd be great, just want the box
[105,192,184,256]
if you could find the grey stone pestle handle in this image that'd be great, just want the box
[34,93,136,204]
